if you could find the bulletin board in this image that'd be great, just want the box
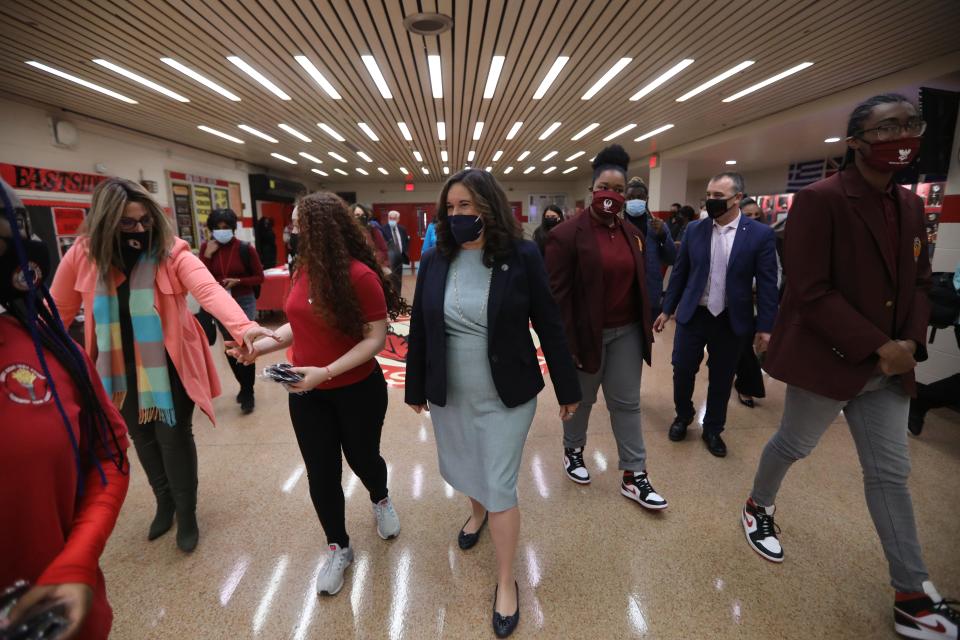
[166,171,243,250]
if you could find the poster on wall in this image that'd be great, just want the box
[167,171,244,250]
[193,186,212,244]
[213,187,229,210]
[172,184,195,248]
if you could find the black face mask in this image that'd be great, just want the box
[0,235,49,303]
[543,217,561,230]
[288,233,299,259]
[120,231,149,269]
[705,197,733,219]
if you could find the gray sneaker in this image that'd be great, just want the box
[316,544,353,596]
[373,496,401,540]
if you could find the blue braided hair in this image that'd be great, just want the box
[0,182,127,493]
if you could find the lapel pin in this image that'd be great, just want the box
[501,264,509,271]
[913,237,921,262]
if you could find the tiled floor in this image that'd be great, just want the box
[101,277,960,640]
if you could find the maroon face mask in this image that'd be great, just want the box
[591,190,624,220]
[859,137,921,172]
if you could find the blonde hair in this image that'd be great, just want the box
[82,177,174,276]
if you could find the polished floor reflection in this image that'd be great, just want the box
[101,278,960,639]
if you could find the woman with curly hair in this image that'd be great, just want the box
[405,169,580,638]
[237,192,406,597]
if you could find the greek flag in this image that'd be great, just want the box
[786,159,825,192]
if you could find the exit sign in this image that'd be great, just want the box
[649,154,659,169]
[405,183,414,192]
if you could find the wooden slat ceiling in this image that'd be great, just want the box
[1,0,958,183]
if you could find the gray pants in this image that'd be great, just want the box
[563,323,646,472]
[751,376,929,592]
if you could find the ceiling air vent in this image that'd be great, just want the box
[403,13,453,36]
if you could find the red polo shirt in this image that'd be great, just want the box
[592,216,640,328]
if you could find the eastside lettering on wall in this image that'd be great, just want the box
[0,163,108,194]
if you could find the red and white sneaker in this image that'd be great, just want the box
[742,497,783,563]
[620,471,667,510]
[895,581,959,639]
[563,447,591,484]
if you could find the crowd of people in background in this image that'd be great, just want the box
[1,92,958,640]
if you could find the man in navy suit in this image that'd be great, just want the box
[654,172,778,456]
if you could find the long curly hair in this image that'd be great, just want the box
[294,192,407,339]
[436,169,520,267]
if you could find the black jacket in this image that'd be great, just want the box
[405,240,581,408]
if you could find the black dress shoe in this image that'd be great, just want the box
[668,417,692,442]
[737,393,755,408]
[702,431,727,457]
[492,581,520,638]
[457,513,488,550]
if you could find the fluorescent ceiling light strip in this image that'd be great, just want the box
[538,122,562,140]
[312,168,328,176]
[26,61,137,103]
[483,56,505,99]
[238,125,278,143]
[397,122,413,141]
[160,58,239,101]
[581,58,632,100]
[293,55,341,99]
[328,151,347,162]
[443,167,450,175]
[506,121,523,140]
[356,167,369,175]
[271,153,297,165]
[473,122,484,140]
[317,123,345,141]
[492,150,503,161]
[428,55,443,99]
[524,166,536,174]
[413,151,423,162]
[504,166,514,174]
[485,166,492,172]
[441,150,448,162]
[361,55,392,98]
[565,151,585,161]
[92,59,189,102]
[725,160,737,165]
[279,124,311,142]
[517,151,530,161]
[227,56,291,100]
[467,150,475,162]
[197,125,243,143]
[542,151,557,161]
[399,167,409,174]
[722,62,814,102]
[533,56,569,99]
[675,60,754,102]
[357,122,379,141]
[378,167,389,175]
[562,166,577,174]
[298,152,322,163]
[634,123,674,142]
[629,58,694,101]
[334,168,348,176]
[422,167,430,175]
[603,123,637,141]
[824,137,841,143]
[571,123,599,141]
[357,151,372,162]
[437,121,446,141]
[543,166,556,174]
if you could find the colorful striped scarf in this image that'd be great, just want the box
[93,256,176,426]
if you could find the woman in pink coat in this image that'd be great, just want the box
[51,178,273,552]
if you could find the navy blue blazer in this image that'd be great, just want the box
[405,240,581,409]
[662,214,778,336]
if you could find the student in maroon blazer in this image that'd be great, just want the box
[740,94,959,639]
[546,145,666,512]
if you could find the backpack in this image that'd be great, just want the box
[238,241,261,299]
[928,271,960,342]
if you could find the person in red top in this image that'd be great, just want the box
[545,144,667,511]
[0,180,129,640]
[351,203,389,267]
[200,208,265,414]
[233,191,407,598]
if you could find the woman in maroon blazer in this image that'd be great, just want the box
[740,94,959,639]
[545,145,667,511]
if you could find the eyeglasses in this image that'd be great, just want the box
[118,216,153,231]
[857,119,926,142]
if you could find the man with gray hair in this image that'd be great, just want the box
[654,172,779,457]
[385,210,410,292]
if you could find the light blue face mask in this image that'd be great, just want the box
[388,219,398,228]
[625,199,646,216]
[212,229,234,244]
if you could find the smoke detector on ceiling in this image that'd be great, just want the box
[403,12,453,36]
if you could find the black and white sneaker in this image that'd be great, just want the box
[620,471,667,510]
[895,581,959,640]
[742,498,783,563]
[563,447,590,484]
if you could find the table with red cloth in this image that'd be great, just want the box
[257,266,291,312]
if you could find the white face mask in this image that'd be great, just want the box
[212,229,234,244]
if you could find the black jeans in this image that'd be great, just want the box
[672,307,746,435]
[734,332,766,398]
[288,366,389,547]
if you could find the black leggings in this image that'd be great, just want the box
[288,366,389,547]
